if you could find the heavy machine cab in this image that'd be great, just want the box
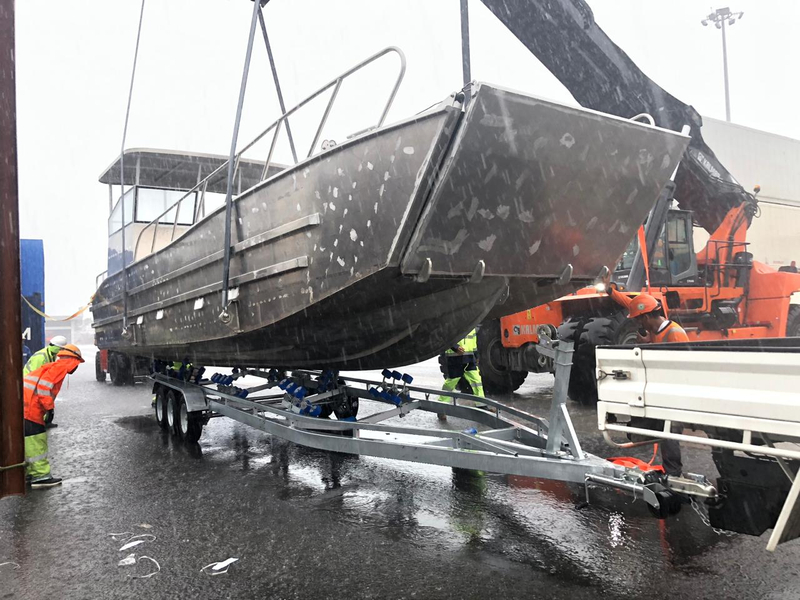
[614,209,699,288]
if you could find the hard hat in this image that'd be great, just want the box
[57,344,85,363]
[49,335,68,349]
[627,293,661,319]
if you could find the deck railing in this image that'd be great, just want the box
[131,46,406,262]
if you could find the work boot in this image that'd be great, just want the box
[30,477,62,489]
[437,413,447,422]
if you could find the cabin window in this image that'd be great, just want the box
[136,188,197,225]
[108,187,135,235]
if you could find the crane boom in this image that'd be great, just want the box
[478,0,754,232]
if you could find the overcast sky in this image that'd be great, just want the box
[14,0,800,314]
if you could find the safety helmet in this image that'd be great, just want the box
[57,344,85,363]
[627,293,661,319]
[48,335,68,349]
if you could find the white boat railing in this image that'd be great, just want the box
[131,46,406,262]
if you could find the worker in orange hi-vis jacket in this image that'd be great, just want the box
[606,285,688,476]
[22,344,84,489]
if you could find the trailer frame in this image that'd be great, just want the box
[149,337,717,517]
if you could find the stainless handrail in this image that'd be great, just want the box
[132,46,406,261]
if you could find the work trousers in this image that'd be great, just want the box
[439,363,485,404]
[660,422,683,477]
[24,420,51,481]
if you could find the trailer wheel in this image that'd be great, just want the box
[333,395,359,420]
[154,387,169,429]
[787,305,800,337]
[177,396,203,443]
[166,389,181,436]
[647,489,683,519]
[560,313,639,404]
[95,352,107,382]
[476,319,528,395]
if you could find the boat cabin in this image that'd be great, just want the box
[98,149,285,276]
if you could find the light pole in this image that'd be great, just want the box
[702,7,744,122]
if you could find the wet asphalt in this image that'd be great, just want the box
[2,348,800,600]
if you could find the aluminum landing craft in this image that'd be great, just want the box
[92,78,688,369]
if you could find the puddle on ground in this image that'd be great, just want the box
[114,414,158,432]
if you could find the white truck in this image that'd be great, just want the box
[596,338,800,551]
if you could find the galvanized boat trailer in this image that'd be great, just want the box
[150,334,716,520]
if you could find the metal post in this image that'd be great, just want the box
[257,8,298,165]
[459,0,471,86]
[220,0,261,322]
[721,18,731,122]
[0,0,26,498]
[701,8,742,123]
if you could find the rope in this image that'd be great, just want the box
[0,462,25,472]
[21,294,94,322]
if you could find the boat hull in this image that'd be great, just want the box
[92,84,688,369]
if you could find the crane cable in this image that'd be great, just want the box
[118,0,147,332]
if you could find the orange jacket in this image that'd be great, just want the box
[23,358,80,425]
[651,321,689,344]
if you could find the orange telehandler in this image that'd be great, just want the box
[474,0,800,402]
[478,184,800,402]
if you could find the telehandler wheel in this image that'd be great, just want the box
[177,395,204,443]
[153,387,169,429]
[476,319,527,395]
[560,313,639,404]
[787,305,800,337]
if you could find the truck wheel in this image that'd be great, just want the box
[109,353,134,386]
[559,313,638,404]
[154,387,169,429]
[109,353,122,386]
[166,389,181,436]
[177,395,203,443]
[95,352,107,382]
[476,319,528,395]
[787,306,800,337]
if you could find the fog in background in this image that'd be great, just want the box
[14,0,800,314]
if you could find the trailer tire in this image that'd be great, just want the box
[787,305,800,337]
[559,313,639,404]
[476,319,528,395]
[95,352,106,382]
[177,395,203,443]
[166,389,181,436]
[154,387,169,429]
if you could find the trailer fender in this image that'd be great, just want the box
[150,377,209,413]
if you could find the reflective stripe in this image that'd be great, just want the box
[24,376,54,388]
[23,382,37,391]
[25,453,48,464]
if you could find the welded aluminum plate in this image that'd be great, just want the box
[402,83,689,279]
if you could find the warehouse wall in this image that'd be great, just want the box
[697,118,800,268]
